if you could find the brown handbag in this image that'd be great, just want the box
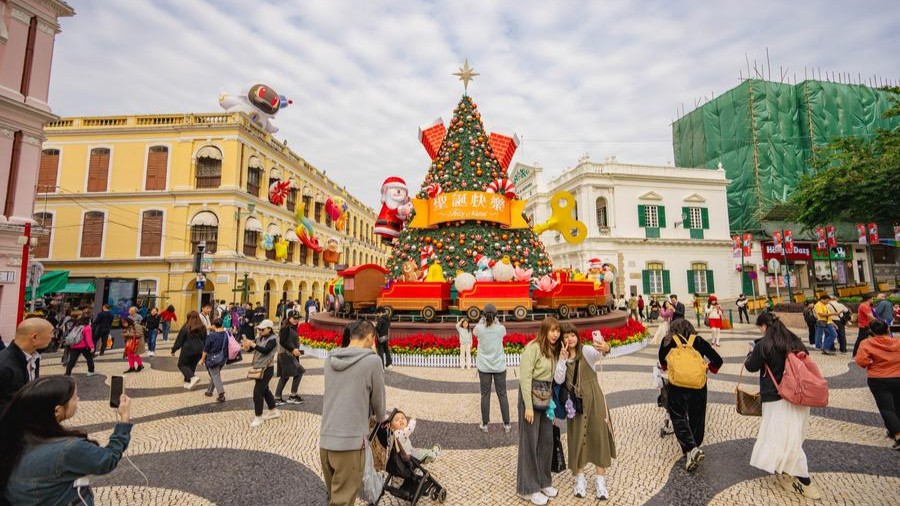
[735,365,762,416]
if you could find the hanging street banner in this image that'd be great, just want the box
[409,191,528,229]
[826,225,837,248]
[732,235,741,258]
[784,229,794,253]
[856,223,868,244]
[868,222,879,244]
[772,231,783,254]
[815,227,827,250]
[742,233,753,256]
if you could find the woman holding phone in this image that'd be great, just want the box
[0,376,133,505]
[555,324,616,500]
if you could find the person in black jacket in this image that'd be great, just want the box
[375,307,392,368]
[92,304,114,356]
[669,295,686,321]
[171,311,207,390]
[144,307,161,357]
[744,312,822,500]
[802,302,817,346]
[658,318,722,472]
[0,319,53,413]
[275,311,305,405]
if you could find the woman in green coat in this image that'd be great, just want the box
[554,323,616,500]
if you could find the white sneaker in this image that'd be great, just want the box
[250,416,264,428]
[528,492,549,505]
[595,476,609,500]
[149,351,155,357]
[263,408,281,420]
[183,382,191,390]
[574,474,587,498]
[86,372,95,377]
[504,424,512,433]
[188,376,200,389]
[479,424,488,433]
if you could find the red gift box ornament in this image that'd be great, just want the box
[485,178,516,199]
[488,132,520,171]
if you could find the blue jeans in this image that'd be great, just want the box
[147,329,159,352]
[161,321,171,341]
[815,322,837,350]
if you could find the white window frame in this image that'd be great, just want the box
[692,262,708,294]
[644,205,659,228]
[688,207,703,229]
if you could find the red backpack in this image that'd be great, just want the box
[766,351,829,407]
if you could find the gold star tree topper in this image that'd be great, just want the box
[453,59,479,93]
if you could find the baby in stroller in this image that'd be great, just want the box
[371,409,447,505]
[389,410,442,464]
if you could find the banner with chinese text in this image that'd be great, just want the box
[409,191,528,229]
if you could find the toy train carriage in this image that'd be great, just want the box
[337,264,388,312]
[377,281,451,321]
[457,281,532,321]
[533,280,610,318]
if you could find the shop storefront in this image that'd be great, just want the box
[761,241,813,295]
[812,245,853,286]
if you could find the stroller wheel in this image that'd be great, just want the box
[437,489,447,503]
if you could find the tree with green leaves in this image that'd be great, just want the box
[789,97,899,227]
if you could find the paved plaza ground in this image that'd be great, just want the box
[49,322,899,506]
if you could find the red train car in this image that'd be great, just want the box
[377,281,451,321]
[533,280,609,318]
[457,281,532,321]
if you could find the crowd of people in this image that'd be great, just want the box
[0,286,898,505]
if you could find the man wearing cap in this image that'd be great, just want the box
[374,176,412,243]
[319,320,386,505]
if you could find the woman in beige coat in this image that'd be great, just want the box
[554,323,616,500]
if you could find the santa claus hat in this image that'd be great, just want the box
[381,176,407,191]
[474,253,495,267]
[588,258,603,269]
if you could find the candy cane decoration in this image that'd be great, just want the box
[420,245,435,270]
[424,183,443,198]
[485,178,516,199]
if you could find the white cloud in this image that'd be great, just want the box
[49,0,900,206]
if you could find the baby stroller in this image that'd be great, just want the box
[651,366,674,438]
[370,409,447,505]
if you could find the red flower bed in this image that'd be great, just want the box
[298,320,648,356]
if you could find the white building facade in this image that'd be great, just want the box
[518,157,738,300]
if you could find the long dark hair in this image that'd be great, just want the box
[663,319,697,347]
[0,377,93,488]
[755,312,806,359]
[184,311,206,335]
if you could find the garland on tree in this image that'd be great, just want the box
[386,95,552,282]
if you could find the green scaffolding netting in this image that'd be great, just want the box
[673,80,900,232]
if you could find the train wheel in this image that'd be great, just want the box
[587,304,599,316]
[421,306,436,322]
[513,306,528,321]
[558,304,571,319]
[383,306,394,318]
[466,306,482,321]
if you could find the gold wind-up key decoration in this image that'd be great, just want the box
[532,191,587,244]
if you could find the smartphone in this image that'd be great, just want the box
[109,375,124,408]
[592,330,605,344]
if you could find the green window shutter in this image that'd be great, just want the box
[690,228,704,240]
[682,207,691,228]
[645,227,660,239]
[637,205,646,227]
[701,208,709,229]
[642,270,651,294]
[662,270,671,294]
[658,206,666,228]
[706,270,715,294]
[687,270,696,294]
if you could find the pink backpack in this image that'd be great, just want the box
[766,351,829,407]
[226,331,242,360]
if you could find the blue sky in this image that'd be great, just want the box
[49,0,900,207]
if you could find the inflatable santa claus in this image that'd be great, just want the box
[374,176,412,243]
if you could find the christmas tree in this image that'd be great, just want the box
[386,93,553,282]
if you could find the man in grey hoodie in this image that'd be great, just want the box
[319,320,386,506]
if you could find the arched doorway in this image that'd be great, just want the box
[311,281,320,305]
[264,279,275,318]
[299,280,308,303]
[185,279,216,313]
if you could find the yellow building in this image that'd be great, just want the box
[35,112,389,318]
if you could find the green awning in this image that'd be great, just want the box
[60,281,96,294]
[24,271,69,301]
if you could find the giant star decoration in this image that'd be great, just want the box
[453,59,479,92]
